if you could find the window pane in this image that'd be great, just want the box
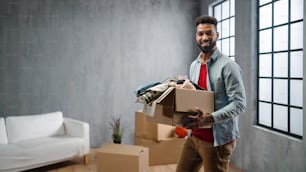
[290,51,303,78]
[273,105,288,131]
[259,54,272,77]
[230,37,235,56]
[291,0,304,21]
[274,0,288,26]
[222,38,230,56]
[230,0,235,16]
[290,22,303,50]
[273,79,288,104]
[222,19,230,38]
[274,52,288,77]
[260,0,272,5]
[214,4,222,22]
[259,102,272,126]
[259,78,272,101]
[290,80,303,107]
[217,41,222,52]
[230,17,235,36]
[290,108,303,136]
[274,25,288,51]
[259,29,272,53]
[222,0,230,19]
[259,4,272,29]
[219,21,223,39]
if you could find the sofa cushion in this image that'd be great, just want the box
[0,118,8,144]
[0,136,85,171]
[6,111,65,143]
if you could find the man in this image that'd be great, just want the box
[176,15,246,172]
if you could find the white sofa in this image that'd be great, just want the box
[0,111,90,172]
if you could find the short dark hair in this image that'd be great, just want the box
[195,15,218,28]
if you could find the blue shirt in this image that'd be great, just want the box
[189,49,246,147]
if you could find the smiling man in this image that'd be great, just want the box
[176,15,246,172]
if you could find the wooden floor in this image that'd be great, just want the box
[26,149,244,172]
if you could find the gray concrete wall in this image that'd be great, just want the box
[201,0,306,171]
[0,0,200,147]
[1,0,305,170]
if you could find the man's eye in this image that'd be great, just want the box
[206,32,212,36]
[197,32,213,37]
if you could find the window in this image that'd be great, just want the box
[210,0,235,61]
[257,0,303,138]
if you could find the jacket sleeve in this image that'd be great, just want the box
[212,62,247,123]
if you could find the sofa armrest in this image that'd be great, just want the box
[63,118,90,154]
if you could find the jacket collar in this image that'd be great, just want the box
[196,48,220,64]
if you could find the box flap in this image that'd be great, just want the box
[143,87,175,118]
[146,104,174,126]
[157,87,175,117]
[135,111,174,141]
[155,87,175,104]
[135,111,158,139]
[175,88,214,113]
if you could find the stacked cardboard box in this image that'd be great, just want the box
[135,87,214,165]
[134,111,186,165]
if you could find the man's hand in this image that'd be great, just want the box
[182,107,214,129]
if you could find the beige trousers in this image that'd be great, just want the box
[176,136,236,172]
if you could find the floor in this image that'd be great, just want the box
[26,149,244,172]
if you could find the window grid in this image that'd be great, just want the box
[211,0,235,61]
[257,0,303,139]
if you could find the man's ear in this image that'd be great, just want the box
[216,31,220,39]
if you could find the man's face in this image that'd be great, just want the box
[196,23,219,54]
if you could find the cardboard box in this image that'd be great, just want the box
[97,143,149,172]
[143,87,214,126]
[135,111,175,141]
[134,137,186,165]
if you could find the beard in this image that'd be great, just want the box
[198,40,216,54]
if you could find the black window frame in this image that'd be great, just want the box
[210,0,236,61]
[257,0,303,139]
